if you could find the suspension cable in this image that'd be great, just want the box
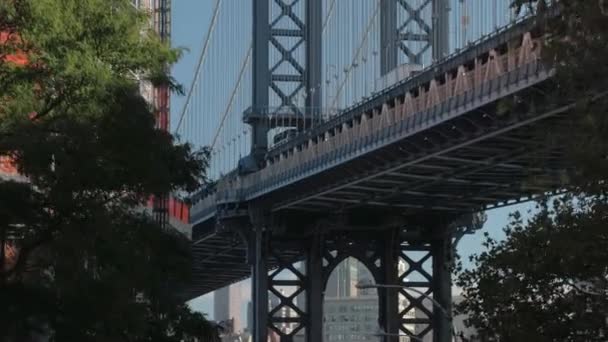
[174,0,223,133]
[210,44,252,150]
[330,1,381,111]
[322,0,337,35]
[209,1,346,148]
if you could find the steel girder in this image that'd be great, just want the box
[241,225,454,342]
[268,78,566,215]
[189,16,542,225]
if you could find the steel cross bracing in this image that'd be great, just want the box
[248,0,449,165]
[186,10,568,294]
[191,15,556,222]
[247,0,322,164]
[183,4,573,342]
[268,1,306,116]
[187,219,458,342]
[382,0,449,71]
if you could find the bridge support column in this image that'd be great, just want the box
[431,228,453,342]
[306,0,322,124]
[250,0,270,166]
[248,221,454,342]
[378,229,400,342]
[380,0,398,75]
[306,234,324,342]
[384,223,454,342]
[249,230,325,342]
[432,0,450,61]
[247,0,323,167]
[387,0,449,65]
[251,226,269,342]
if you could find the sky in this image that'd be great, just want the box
[170,0,214,129]
[171,0,216,317]
[170,0,536,319]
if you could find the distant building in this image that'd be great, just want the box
[324,296,379,342]
[215,284,247,333]
[325,258,375,298]
[323,258,415,342]
[246,301,253,333]
[323,295,415,342]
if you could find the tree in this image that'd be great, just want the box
[0,0,218,341]
[456,1,608,340]
[456,197,608,341]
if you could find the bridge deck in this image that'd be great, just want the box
[185,17,570,298]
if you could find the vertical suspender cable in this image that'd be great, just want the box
[174,0,223,133]
[330,2,380,111]
[211,46,253,150]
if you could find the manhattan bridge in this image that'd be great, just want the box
[161,1,564,341]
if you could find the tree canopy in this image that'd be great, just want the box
[456,1,608,340]
[0,0,216,341]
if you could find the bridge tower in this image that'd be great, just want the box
[244,0,322,169]
[245,0,450,170]
[381,0,450,74]
[245,2,454,342]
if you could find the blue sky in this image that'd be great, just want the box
[170,0,214,129]
[171,0,215,316]
[171,0,534,318]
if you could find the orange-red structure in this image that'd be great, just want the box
[0,32,27,176]
[147,197,190,223]
[1,32,27,65]
[149,0,190,225]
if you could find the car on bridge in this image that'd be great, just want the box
[271,128,299,148]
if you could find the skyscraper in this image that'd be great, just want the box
[322,258,416,341]
[246,301,253,333]
[325,258,375,298]
[214,284,245,333]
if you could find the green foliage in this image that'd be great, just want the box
[457,2,608,340]
[511,0,608,191]
[457,197,608,341]
[0,0,217,341]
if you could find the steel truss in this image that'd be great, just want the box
[249,223,454,342]
[249,0,322,164]
[249,0,448,163]
[382,0,449,73]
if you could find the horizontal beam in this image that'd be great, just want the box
[385,172,506,187]
[270,28,303,37]
[314,196,458,211]
[432,155,528,169]
[271,280,303,286]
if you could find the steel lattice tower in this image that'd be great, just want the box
[247,0,449,166]
[246,2,453,342]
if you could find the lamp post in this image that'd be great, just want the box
[356,282,459,342]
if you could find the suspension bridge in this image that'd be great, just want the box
[169,1,565,341]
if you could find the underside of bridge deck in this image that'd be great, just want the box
[268,78,567,217]
[184,74,574,341]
